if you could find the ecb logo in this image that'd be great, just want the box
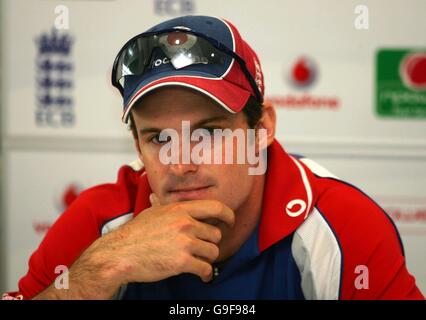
[35,29,75,127]
[154,0,195,15]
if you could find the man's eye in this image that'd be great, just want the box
[150,134,160,144]
[149,134,171,145]
[203,127,219,135]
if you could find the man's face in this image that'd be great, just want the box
[131,86,257,213]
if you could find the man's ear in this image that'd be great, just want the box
[129,111,144,162]
[133,136,143,160]
[256,100,276,147]
[131,128,143,163]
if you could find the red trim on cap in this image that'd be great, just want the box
[123,76,251,121]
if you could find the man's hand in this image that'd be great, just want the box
[103,195,235,284]
[33,197,235,299]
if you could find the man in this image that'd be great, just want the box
[3,15,424,300]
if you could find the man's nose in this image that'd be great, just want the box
[168,162,198,177]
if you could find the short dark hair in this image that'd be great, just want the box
[128,96,263,139]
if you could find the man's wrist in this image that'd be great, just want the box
[66,241,127,299]
[33,238,127,300]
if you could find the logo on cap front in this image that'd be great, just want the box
[159,31,197,53]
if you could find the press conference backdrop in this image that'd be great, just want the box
[1,0,425,294]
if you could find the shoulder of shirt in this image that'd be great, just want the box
[291,154,403,253]
[288,155,412,300]
[69,159,145,236]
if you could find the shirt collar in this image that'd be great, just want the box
[258,139,318,252]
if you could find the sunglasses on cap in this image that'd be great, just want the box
[111,28,263,104]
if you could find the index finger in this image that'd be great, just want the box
[178,200,235,227]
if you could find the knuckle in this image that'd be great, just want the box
[179,235,195,251]
[213,228,222,242]
[211,245,220,260]
[210,200,224,213]
[186,238,197,251]
[202,264,212,278]
[177,216,194,233]
[170,201,187,213]
[176,253,191,270]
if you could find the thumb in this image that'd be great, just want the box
[149,193,161,207]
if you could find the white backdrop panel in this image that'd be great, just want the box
[4,150,136,291]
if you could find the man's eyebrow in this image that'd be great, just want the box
[138,116,229,135]
[139,127,161,135]
[193,116,228,128]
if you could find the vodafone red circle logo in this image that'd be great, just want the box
[54,183,82,212]
[400,53,426,91]
[62,184,80,208]
[289,56,318,88]
[34,183,83,236]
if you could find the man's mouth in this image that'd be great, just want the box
[168,185,213,200]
